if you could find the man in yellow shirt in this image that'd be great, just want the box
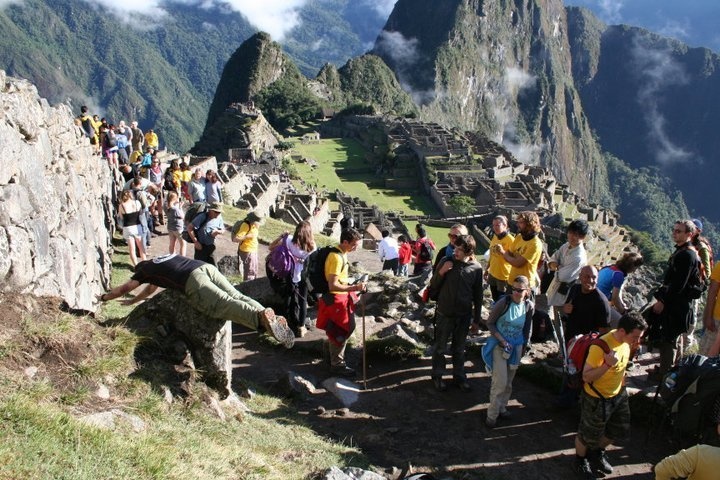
[574,311,647,479]
[655,444,720,480]
[233,212,261,281]
[315,228,366,377]
[701,261,720,355]
[144,128,159,150]
[496,211,543,293]
[486,215,515,302]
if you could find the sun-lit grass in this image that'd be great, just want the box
[290,137,439,217]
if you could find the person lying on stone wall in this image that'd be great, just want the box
[97,253,295,348]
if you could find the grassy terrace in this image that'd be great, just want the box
[290,137,439,218]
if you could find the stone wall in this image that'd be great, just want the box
[0,71,113,312]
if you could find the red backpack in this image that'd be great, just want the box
[565,332,611,394]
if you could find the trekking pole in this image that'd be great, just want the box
[362,290,367,390]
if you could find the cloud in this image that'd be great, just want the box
[374,30,436,104]
[656,19,690,42]
[631,36,692,165]
[597,0,624,23]
[359,0,397,19]
[83,1,308,40]
[504,67,536,93]
[0,0,23,8]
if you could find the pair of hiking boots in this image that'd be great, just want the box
[576,449,613,479]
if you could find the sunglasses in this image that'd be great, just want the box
[448,233,458,238]
[511,287,526,293]
[672,229,687,234]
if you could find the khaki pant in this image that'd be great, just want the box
[184,264,264,329]
[487,345,518,421]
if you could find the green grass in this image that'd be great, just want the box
[0,230,367,479]
[290,137,439,217]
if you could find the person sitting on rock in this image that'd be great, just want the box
[97,253,294,348]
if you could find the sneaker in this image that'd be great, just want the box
[432,377,447,392]
[485,416,497,429]
[330,364,356,378]
[590,449,613,475]
[498,410,511,419]
[259,308,295,349]
[575,457,595,480]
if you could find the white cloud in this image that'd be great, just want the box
[359,0,396,19]
[0,0,23,8]
[84,1,308,40]
[221,0,307,40]
[656,19,690,42]
[631,37,692,165]
[374,30,435,104]
[597,0,625,24]
[504,67,536,93]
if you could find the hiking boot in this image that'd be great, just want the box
[454,379,472,392]
[258,308,294,349]
[432,377,447,392]
[485,416,497,429]
[330,364,356,378]
[575,457,595,479]
[590,449,613,475]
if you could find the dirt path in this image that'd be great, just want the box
[144,223,672,478]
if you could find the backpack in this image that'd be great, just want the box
[180,202,208,243]
[417,238,435,263]
[230,221,247,241]
[305,246,344,295]
[80,116,94,138]
[658,354,720,448]
[266,233,295,279]
[565,332,611,393]
[683,246,706,300]
[141,153,153,167]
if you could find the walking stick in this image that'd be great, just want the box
[357,274,369,390]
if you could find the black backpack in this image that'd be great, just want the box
[304,246,344,295]
[684,248,706,300]
[180,202,208,243]
[658,354,720,447]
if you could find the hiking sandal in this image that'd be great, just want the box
[259,308,295,349]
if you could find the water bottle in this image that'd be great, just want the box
[567,359,577,375]
[665,372,677,390]
[502,343,513,360]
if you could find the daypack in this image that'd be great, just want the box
[141,153,152,167]
[230,220,247,241]
[417,238,436,262]
[305,245,344,295]
[80,116,94,138]
[683,246,706,300]
[658,354,720,448]
[266,233,295,279]
[180,202,208,243]
[565,332,611,393]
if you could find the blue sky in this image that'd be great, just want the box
[565,0,720,51]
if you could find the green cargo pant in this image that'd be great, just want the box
[184,263,264,329]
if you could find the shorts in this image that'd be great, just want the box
[577,389,630,449]
[122,225,141,240]
[168,230,183,241]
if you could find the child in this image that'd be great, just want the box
[397,234,412,277]
[166,191,186,256]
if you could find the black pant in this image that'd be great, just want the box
[285,282,308,332]
[382,258,399,275]
[194,243,216,266]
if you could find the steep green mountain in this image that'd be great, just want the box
[0,0,386,151]
[195,35,416,158]
[566,6,720,225]
[372,0,610,203]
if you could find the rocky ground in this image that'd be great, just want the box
[139,223,677,479]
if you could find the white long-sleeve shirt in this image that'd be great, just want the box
[378,236,399,262]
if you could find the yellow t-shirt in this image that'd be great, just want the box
[234,222,259,253]
[325,246,348,295]
[711,262,720,320]
[583,330,629,398]
[508,234,543,287]
[181,170,192,183]
[488,232,515,281]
